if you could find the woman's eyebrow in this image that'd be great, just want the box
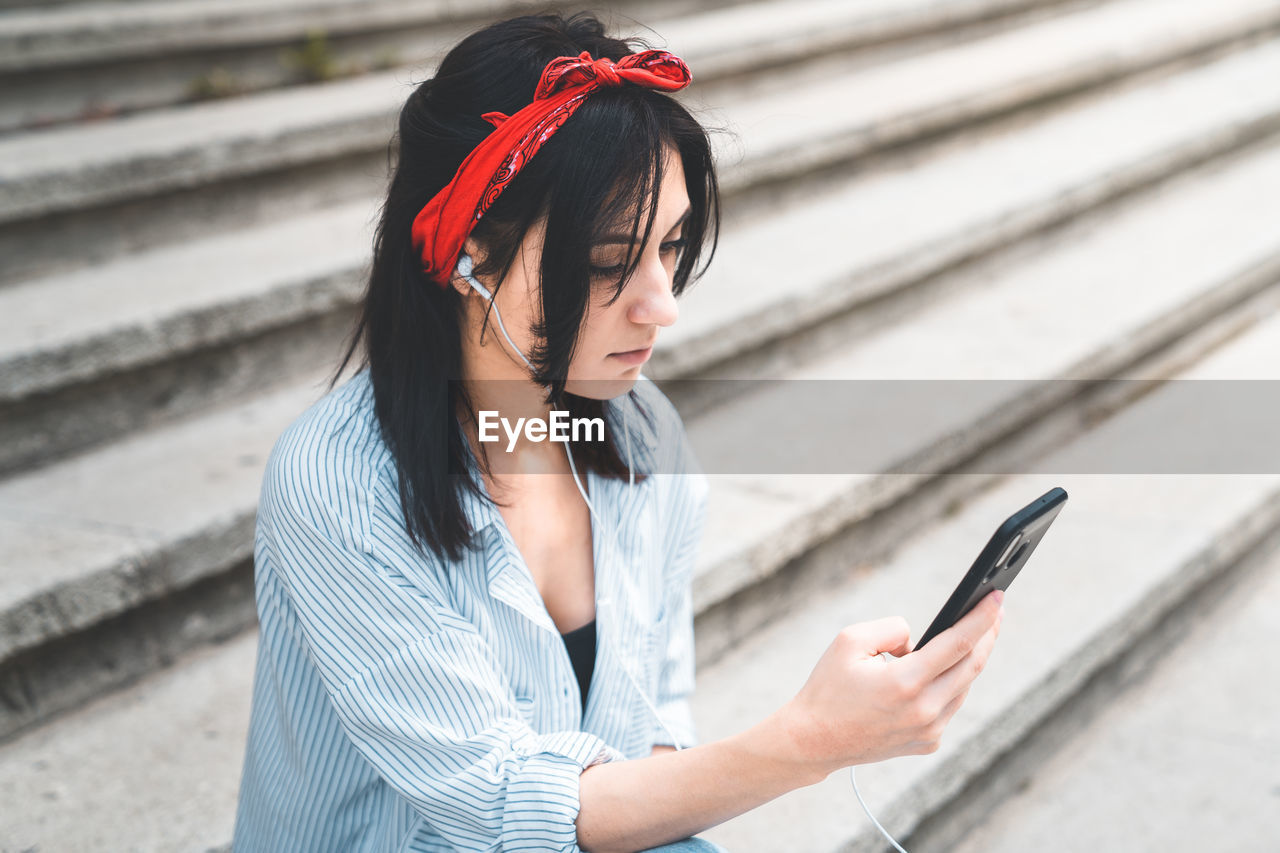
[595,205,692,245]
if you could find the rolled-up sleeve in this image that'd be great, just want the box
[257,437,625,852]
[330,631,623,851]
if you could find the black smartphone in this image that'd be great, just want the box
[912,486,1068,652]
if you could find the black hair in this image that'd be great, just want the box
[328,10,722,563]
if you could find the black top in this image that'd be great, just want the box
[558,618,597,713]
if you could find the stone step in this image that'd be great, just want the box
[0,0,1062,234]
[3,0,1274,285]
[0,0,552,133]
[937,522,1280,852]
[0,0,1065,133]
[683,133,1280,659]
[4,287,1279,853]
[6,122,1280,742]
[0,0,610,74]
[695,304,1280,851]
[658,34,1280,380]
[0,199,371,475]
[0,626,256,852]
[7,34,1280,474]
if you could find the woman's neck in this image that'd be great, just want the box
[457,347,576,480]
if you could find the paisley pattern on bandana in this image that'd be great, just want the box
[476,90,588,222]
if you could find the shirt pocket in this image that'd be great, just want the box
[513,693,538,726]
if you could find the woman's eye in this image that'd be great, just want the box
[589,262,627,278]
[661,238,688,257]
[589,239,687,278]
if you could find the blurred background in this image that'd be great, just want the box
[3,0,1280,850]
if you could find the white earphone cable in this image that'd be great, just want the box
[850,766,910,853]
[457,254,685,752]
[847,652,911,851]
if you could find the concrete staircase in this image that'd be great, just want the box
[3,0,1280,849]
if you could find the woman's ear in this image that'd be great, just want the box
[448,268,471,299]
[450,237,485,298]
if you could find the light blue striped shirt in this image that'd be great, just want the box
[233,367,709,852]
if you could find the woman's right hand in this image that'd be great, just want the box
[781,589,1004,778]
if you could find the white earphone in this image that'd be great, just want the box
[456,252,682,751]
[458,252,537,374]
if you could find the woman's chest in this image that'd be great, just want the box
[492,475,598,632]
[445,473,667,729]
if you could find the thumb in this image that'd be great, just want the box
[843,616,911,660]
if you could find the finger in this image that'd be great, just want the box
[920,619,999,710]
[879,635,912,659]
[906,687,970,753]
[937,684,969,725]
[908,589,1002,681]
[841,616,911,659]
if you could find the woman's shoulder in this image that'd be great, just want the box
[254,369,459,627]
[259,368,388,535]
[616,376,675,463]
[623,374,701,478]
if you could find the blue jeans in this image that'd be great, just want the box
[637,838,729,852]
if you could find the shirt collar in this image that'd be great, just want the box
[455,432,503,537]
[455,398,656,637]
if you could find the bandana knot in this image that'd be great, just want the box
[590,55,622,87]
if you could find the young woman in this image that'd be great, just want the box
[232,11,1004,853]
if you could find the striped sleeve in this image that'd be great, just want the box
[645,386,710,750]
[257,429,625,852]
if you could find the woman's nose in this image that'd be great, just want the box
[628,259,680,327]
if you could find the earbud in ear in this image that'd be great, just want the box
[456,251,535,372]
[456,252,493,301]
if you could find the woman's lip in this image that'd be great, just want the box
[609,346,653,365]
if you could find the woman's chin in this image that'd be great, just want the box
[566,372,641,400]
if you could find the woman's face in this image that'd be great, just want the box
[455,146,690,400]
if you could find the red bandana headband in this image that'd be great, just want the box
[411,49,693,287]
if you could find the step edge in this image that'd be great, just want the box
[5,1,1274,225]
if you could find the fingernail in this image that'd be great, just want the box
[993,589,1005,605]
